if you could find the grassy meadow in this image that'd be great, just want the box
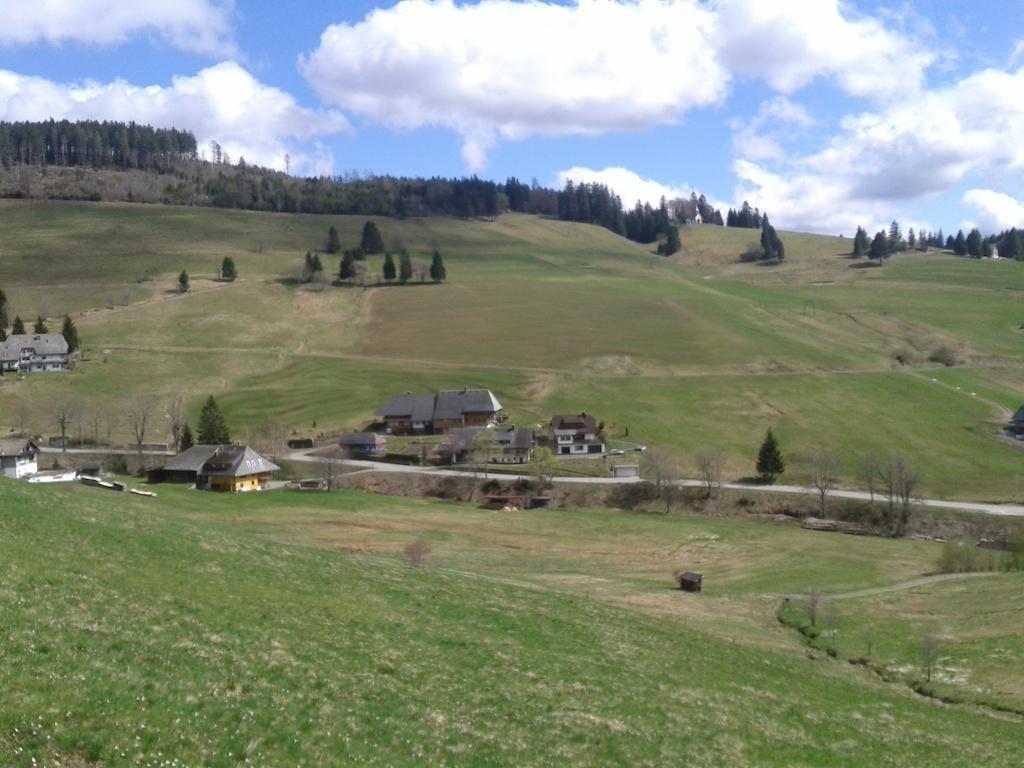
[1,199,1023,498]
[2,478,1023,766]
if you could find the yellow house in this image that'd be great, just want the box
[196,445,279,492]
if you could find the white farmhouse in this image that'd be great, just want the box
[0,334,69,374]
[0,438,40,479]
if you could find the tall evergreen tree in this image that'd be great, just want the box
[852,226,869,257]
[339,251,356,281]
[430,249,447,282]
[953,229,967,255]
[61,314,80,353]
[756,428,786,483]
[965,227,983,257]
[398,248,413,284]
[0,288,8,330]
[887,220,903,253]
[326,225,341,254]
[220,256,237,281]
[360,221,385,254]
[197,396,231,445]
[382,252,397,282]
[11,315,25,335]
[179,423,194,451]
[178,270,190,293]
[33,316,48,334]
[869,231,889,263]
[657,225,681,256]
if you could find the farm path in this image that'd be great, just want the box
[788,572,998,602]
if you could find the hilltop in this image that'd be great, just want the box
[1,199,1023,498]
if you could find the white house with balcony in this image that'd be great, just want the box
[550,413,606,457]
[0,334,69,374]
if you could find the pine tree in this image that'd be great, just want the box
[339,251,356,281]
[178,270,190,293]
[398,248,413,284]
[197,396,231,445]
[33,316,48,334]
[11,315,25,335]
[657,225,681,256]
[326,225,341,254]
[945,234,955,250]
[360,221,385,254]
[382,252,397,282]
[221,256,237,281]
[965,228,983,257]
[0,288,8,330]
[852,226,869,257]
[887,220,903,253]
[953,230,967,255]
[869,231,889,263]
[756,428,785,483]
[430,249,447,282]
[311,253,323,273]
[907,228,916,250]
[179,423,194,451]
[61,314,80,353]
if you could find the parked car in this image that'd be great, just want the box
[608,449,625,456]
[633,445,647,452]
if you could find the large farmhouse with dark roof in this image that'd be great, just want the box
[376,389,503,434]
[148,444,279,491]
[0,334,69,374]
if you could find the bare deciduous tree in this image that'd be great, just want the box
[920,634,941,683]
[125,396,156,456]
[694,447,724,498]
[878,457,920,536]
[530,446,556,490]
[641,449,676,494]
[808,449,843,517]
[167,397,185,452]
[804,587,823,627]
[862,453,880,503]
[403,539,432,568]
[53,397,79,453]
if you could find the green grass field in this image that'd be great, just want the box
[2,478,1023,766]
[1,199,1023,499]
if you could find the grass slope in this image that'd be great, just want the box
[2,479,1022,766]
[1,200,1023,498]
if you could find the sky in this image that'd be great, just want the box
[1,0,1024,236]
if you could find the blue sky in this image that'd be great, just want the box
[2,0,1024,236]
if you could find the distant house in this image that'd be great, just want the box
[376,389,503,434]
[147,445,221,485]
[441,426,534,464]
[0,334,69,374]
[1010,406,1024,435]
[197,445,280,492]
[0,438,39,479]
[149,444,279,491]
[550,413,605,456]
[340,432,387,458]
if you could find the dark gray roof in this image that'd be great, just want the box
[200,445,280,478]
[496,427,534,450]
[435,389,502,419]
[376,389,502,422]
[552,413,598,432]
[375,394,436,422]
[340,432,386,446]
[1013,406,1024,423]
[163,445,221,473]
[0,438,38,457]
[0,334,69,361]
[445,426,484,453]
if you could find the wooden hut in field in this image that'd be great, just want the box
[678,572,703,592]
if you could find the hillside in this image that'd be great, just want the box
[2,478,1022,766]
[2,199,1024,498]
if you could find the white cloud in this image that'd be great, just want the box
[300,0,727,170]
[962,189,1024,233]
[730,96,815,162]
[714,0,934,100]
[0,0,237,56]
[0,62,351,174]
[732,65,1024,233]
[557,166,690,207]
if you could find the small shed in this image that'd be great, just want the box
[678,572,703,592]
[611,463,640,478]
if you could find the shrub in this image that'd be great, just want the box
[402,540,432,568]
[608,481,659,510]
[928,345,957,367]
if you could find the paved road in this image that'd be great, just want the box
[38,446,175,457]
[286,451,1024,518]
